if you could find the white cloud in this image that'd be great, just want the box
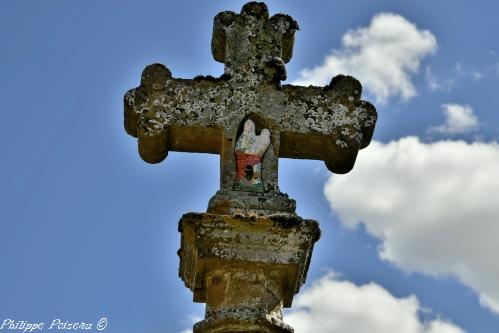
[425,67,443,91]
[452,63,482,80]
[471,70,483,80]
[454,62,464,74]
[324,137,499,314]
[429,103,479,135]
[293,13,437,104]
[286,274,465,333]
[425,64,484,93]
[425,67,454,92]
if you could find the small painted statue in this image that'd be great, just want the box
[234,119,271,192]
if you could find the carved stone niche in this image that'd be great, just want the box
[208,113,297,217]
[178,213,320,333]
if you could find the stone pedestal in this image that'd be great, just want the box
[178,213,320,333]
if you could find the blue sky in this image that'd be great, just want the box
[1,1,498,332]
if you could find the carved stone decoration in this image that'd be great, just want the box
[234,119,271,192]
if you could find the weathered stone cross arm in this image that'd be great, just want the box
[124,70,376,168]
[278,79,376,173]
[124,2,377,179]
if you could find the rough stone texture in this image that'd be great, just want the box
[123,2,377,332]
[178,213,320,333]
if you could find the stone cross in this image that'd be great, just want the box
[124,2,376,216]
[123,2,377,332]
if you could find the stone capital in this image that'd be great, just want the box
[178,213,320,332]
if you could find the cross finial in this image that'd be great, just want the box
[211,2,298,83]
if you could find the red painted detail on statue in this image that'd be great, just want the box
[235,153,262,181]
